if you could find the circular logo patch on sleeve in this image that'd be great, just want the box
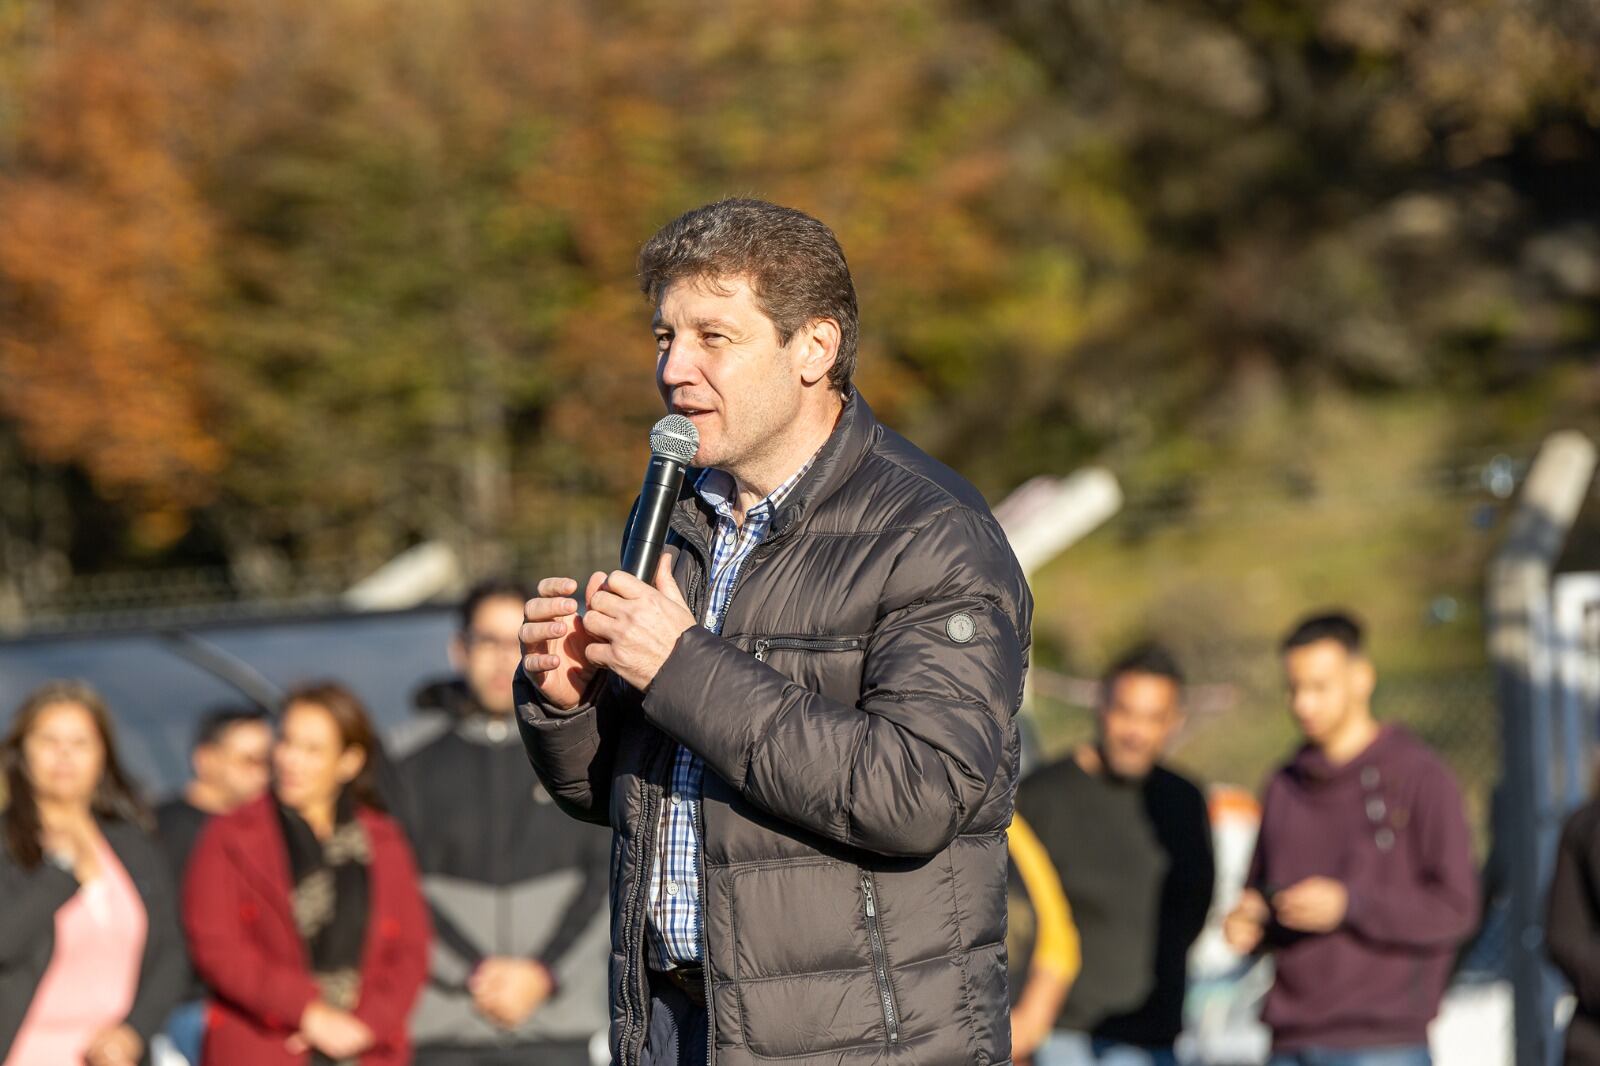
[946,611,977,643]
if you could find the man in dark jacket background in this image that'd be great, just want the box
[1224,612,1478,1066]
[395,579,610,1066]
[516,199,1033,1066]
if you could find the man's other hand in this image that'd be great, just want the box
[520,572,609,710]
[1273,876,1349,934]
[581,555,695,691]
[1223,888,1270,954]
[84,1024,142,1066]
[471,957,556,1028]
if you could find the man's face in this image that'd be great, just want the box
[1097,671,1183,780]
[454,595,526,715]
[195,719,273,811]
[1283,640,1373,747]
[654,275,805,474]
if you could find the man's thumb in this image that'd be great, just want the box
[654,549,686,604]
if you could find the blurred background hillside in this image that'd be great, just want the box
[2,0,1598,807]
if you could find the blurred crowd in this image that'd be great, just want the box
[2,581,609,1066]
[2,588,1596,1066]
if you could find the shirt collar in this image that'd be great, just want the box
[694,449,819,524]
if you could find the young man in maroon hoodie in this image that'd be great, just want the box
[1224,612,1479,1066]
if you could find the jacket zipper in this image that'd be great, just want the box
[860,872,900,1045]
[752,635,866,662]
[634,524,711,1064]
[684,526,715,1066]
[621,739,668,1066]
[694,783,715,1066]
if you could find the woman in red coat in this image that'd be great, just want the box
[184,682,430,1066]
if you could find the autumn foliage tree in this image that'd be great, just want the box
[0,0,1595,588]
[0,0,221,553]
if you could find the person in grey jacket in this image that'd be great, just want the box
[516,199,1033,1066]
[394,579,610,1066]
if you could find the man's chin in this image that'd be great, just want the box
[1105,753,1156,780]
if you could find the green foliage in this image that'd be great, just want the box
[0,0,1595,591]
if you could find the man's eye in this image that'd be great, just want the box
[703,333,726,345]
[654,334,672,350]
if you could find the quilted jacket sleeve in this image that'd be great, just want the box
[514,669,632,827]
[642,504,1030,858]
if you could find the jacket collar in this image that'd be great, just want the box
[669,389,879,550]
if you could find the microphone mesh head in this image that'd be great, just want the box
[649,414,700,464]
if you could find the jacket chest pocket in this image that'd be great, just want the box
[750,634,868,704]
[752,634,867,662]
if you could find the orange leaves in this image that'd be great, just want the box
[0,1,220,538]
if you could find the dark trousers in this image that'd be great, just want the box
[640,969,709,1066]
[415,1040,594,1066]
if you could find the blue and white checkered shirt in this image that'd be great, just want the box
[646,456,816,969]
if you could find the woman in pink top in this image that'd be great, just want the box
[0,681,185,1066]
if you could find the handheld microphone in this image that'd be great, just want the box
[620,414,699,582]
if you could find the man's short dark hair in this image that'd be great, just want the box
[637,199,860,392]
[1280,611,1366,655]
[193,704,269,752]
[1102,642,1186,701]
[459,577,532,635]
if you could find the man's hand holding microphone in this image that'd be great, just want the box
[519,559,694,708]
[519,414,700,708]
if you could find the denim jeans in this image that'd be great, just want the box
[161,1000,206,1066]
[1034,1030,1179,1066]
[1266,1046,1431,1066]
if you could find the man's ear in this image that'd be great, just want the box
[796,318,841,387]
[1351,656,1377,702]
[448,634,468,674]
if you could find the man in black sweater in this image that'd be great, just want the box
[1015,644,1215,1066]
[155,704,274,1064]
[394,578,610,1066]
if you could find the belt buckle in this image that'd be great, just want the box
[668,964,707,1008]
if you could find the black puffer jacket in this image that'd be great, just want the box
[516,392,1032,1066]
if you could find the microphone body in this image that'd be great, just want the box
[621,454,689,581]
[620,415,700,582]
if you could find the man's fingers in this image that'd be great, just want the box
[523,596,578,623]
[583,611,620,641]
[522,652,562,674]
[536,577,578,598]
[586,589,629,619]
[519,620,567,645]
[605,569,651,598]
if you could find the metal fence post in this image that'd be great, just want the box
[1488,431,1596,1066]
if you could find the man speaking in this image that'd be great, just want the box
[516,199,1032,1066]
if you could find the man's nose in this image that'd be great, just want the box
[658,338,701,388]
